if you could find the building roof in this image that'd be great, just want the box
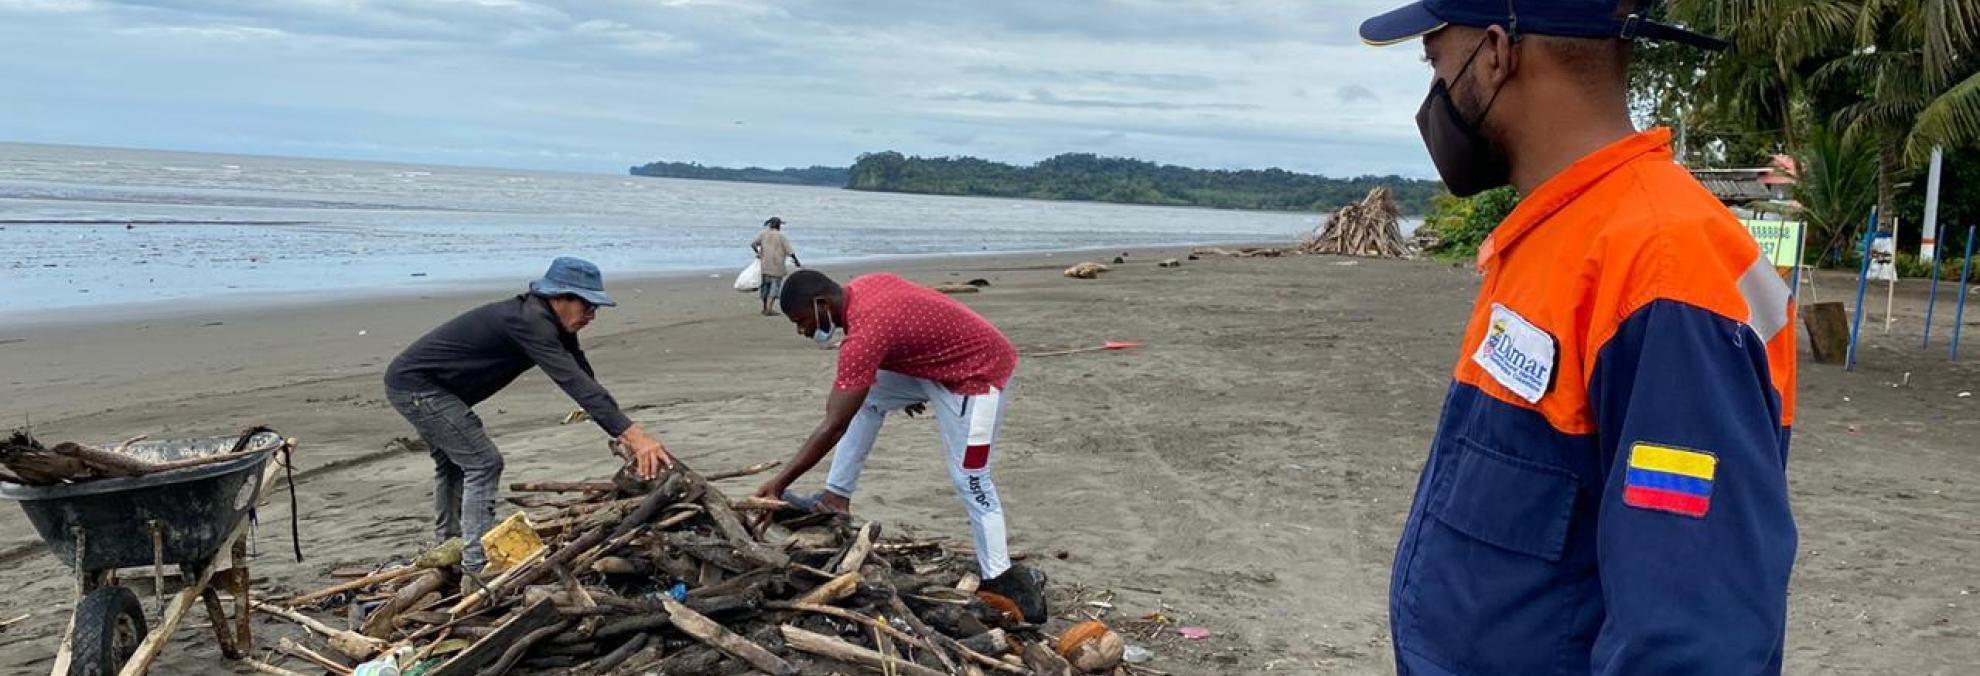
[1689,157,1797,204]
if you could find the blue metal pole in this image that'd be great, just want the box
[1847,207,1879,370]
[1951,225,1975,361]
[1789,219,1806,300]
[1924,221,1947,347]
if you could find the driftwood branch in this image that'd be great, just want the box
[290,566,421,607]
[659,596,797,676]
[780,625,947,676]
[250,601,390,661]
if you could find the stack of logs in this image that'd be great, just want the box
[254,460,1129,676]
[1297,186,1414,259]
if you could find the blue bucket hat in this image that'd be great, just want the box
[528,256,616,307]
[1360,0,1727,50]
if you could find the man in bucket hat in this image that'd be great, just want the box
[385,257,672,571]
[1359,1,1796,674]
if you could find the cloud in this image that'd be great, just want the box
[0,0,1437,177]
[1336,84,1378,104]
[0,0,95,12]
[927,89,1256,112]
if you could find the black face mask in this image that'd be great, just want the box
[1417,34,1513,197]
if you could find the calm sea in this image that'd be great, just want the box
[0,142,1338,318]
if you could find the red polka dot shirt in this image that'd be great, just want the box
[834,274,1017,395]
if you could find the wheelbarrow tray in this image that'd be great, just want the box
[0,431,283,573]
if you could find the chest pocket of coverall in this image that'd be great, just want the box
[1406,435,1582,672]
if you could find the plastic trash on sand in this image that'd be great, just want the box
[1179,626,1212,640]
[1123,644,1155,663]
[480,511,545,573]
[734,259,762,293]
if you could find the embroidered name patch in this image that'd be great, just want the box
[1471,304,1557,404]
[1622,443,1717,518]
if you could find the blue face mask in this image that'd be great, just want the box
[812,300,836,347]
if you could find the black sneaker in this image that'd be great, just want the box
[981,563,1049,624]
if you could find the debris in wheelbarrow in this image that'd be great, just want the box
[0,427,300,676]
[2,427,282,486]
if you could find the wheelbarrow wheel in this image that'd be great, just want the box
[69,585,147,676]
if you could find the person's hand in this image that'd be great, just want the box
[754,477,789,501]
[618,424,674,480]
[903,403,927,418]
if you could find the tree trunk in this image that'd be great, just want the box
[1879,132,1901,242]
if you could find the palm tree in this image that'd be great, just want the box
[1875,0,1980,163]
[1664,0,1861,152]
[1795,124,1881,261]
[1804,0,1980,221]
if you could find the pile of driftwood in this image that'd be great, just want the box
[0,428,277,485]
[1298,186,1413,258]
[255,460,1134,676]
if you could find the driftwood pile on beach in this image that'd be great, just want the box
[254,460,1140,676]
[1298,186,1413,259]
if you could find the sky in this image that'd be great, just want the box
[0,0,1439,177]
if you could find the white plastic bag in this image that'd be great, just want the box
[733,259,762,293]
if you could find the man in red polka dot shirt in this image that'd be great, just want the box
[754,269,1047,621]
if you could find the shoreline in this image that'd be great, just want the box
[2,241,1274,331]
[0,245,1226,426]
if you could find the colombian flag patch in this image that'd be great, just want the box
[1622,443,1716,518]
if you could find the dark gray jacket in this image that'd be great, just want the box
[385,294,633,436]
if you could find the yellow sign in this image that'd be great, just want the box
[1742,219,1804,267]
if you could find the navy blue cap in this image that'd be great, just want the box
[528,256,617,307]
[1360,0,1727,50]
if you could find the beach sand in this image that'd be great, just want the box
[0,250,1974,674]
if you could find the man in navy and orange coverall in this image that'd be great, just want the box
[1359,1,1798,673]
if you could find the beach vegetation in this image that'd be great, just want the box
[1418,187,1520,261]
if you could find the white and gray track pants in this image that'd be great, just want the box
[824,370,1012,579]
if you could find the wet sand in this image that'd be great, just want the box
[0,251,1974,674]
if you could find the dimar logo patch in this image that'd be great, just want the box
[1471,304,1557,404]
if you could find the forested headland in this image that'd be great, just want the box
[630,152,1442,215]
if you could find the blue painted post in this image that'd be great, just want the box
[1847,207,1879,370]
[1924,222,1947,347]
[1790,219,1806,300]
[1951,225,1975,361]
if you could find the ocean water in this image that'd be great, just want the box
[0,142,1333,318]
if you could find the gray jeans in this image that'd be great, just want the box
[387,388,504,571]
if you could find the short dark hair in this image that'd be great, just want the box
[779,269,841,316]
[1533,34,1632,85]
[1532,0,1644,85]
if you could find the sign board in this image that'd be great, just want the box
[1867,233,1898,282]
[1741,219,1805,268]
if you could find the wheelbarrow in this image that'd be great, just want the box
[0,429,294,676]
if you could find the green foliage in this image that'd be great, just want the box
[1897,252,1936,278]
[629,161,848,186]
[1795,124,1881,260]
[1419,187,1520,260]
[1896,253,1976,279]
[844,151,1447,215]
[1894,146,1980,253]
